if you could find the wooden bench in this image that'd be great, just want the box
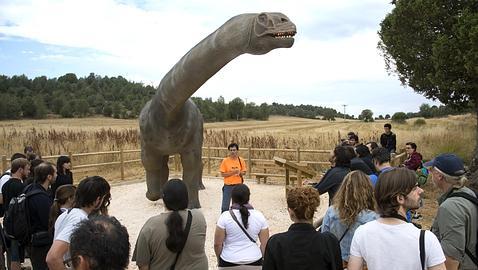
[253,173,297,184]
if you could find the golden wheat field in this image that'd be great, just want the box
[0,113,475,190]
[0,114,475,158]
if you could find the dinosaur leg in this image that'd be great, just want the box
[181,149,202,208]
[143,152,169,201]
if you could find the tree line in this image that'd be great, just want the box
[0,73,472,123]
[0,73,353,121]
[357,103,474,123]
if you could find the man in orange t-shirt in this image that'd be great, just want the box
[219,143,247,212]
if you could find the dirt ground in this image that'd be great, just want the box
[107,177,329,270]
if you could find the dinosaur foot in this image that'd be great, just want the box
[146,190,162,201]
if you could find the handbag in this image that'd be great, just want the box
[170,210,192,270]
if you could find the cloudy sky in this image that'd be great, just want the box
[0,0,440,117]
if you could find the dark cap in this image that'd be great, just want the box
[423,153,465,177]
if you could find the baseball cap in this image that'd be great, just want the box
[423,153,466,177]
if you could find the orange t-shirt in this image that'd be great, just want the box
[220,157,247,185]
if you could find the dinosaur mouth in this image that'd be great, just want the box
[271,31,296,39]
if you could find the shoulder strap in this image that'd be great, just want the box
[446,192,478,266]
[339,227,350,242]
[229,209,255,243]
[419,230,425,270]
[237,157,244,183]
[447,192,478,205]
[170,210,192,270]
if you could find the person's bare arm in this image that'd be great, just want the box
[258,228,269,256]
[347,255,364,270]
[214,226,226,261]
[444,256,459,270]
[46,240,69,270]
[428,262,447,270]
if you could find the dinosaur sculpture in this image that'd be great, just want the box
[139,12,296,208]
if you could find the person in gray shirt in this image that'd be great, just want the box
[427,153,477,270]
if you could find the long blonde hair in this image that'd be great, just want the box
[333,170,376,226]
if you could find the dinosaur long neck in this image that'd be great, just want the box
[151,14,254,121]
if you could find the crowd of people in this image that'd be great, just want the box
[0,123,474,270]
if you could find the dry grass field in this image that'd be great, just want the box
[0,114,476,231]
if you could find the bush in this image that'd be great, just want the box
[414,119,427,126]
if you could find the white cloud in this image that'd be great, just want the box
[0,0,439,116]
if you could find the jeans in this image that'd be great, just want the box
[221,185,237,213]
[30,245,51,270]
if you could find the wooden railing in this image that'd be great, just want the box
[0,147,406,182]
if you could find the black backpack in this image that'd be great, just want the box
[0,171,11,217]
[3,188,43,245]
[446,190,478,266]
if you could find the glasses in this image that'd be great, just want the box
[63,256,78,267]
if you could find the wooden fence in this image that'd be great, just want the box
[0,147,407,182]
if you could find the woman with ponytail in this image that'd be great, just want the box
[133,179,208,270]
[48,184,76,233]
[214,184,269,269]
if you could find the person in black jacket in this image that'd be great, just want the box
[25,162,56,270]
[263,186,343,270]
[380,123,396,154]
[51,156,73,198]
[355,144,377,174]
[313,146,352,206]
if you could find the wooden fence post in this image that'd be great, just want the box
[207,146,211,175]
[296,147,301,163]
[1,155,6,173]
[247,146,252,179]
[120,148,125,180]
[68,152,72,169]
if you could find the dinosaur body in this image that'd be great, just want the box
[140,12,296,208]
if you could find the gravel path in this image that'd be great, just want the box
[108,177,329,269]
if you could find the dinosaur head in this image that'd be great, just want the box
[247,12,296,55]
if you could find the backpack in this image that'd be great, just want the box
[416,166,429,186]
[3,188,43,245]
[0,171,11,217]
[446,190,478,266]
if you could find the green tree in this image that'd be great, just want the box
[419,103,432,118]
[359,109,374,122]
[391,112,408,124]
[228,97,245,120]
[214,96,227,121]
[34,97,48,119]
[378,0,478,175]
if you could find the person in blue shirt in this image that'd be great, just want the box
[321,170,378,268]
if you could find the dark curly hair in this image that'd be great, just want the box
[73,176,111,216]
[287,186,321,221]
[70,216,130,270]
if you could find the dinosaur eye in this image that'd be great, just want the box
[258,13,268,24]
[281,18,288,22]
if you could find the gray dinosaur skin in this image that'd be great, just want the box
[139,12,296,208]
